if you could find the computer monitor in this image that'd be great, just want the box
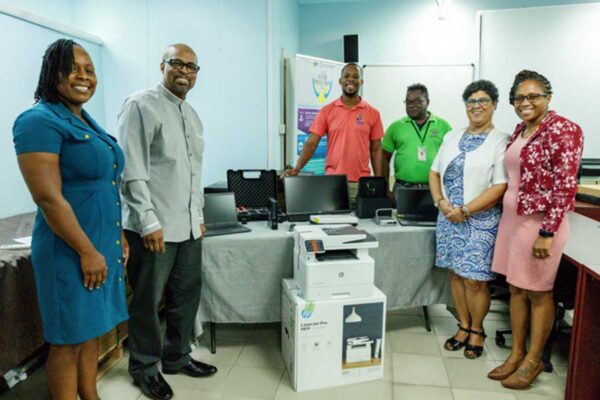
[284,175,350,219]
[395,187,436,217]
[203,192,239,224]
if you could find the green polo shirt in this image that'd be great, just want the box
[381,113,452,183]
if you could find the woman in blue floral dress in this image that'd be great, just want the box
[429,80,509,359]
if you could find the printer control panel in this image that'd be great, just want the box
[304,240,325,253]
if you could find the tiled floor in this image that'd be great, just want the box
[2,302,568,400]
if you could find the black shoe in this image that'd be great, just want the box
[163,359,218,378]
[444,324,470,351]
[133,372,173,400]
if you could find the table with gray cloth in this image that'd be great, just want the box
[195,220,450,325]
[0,212,43,377]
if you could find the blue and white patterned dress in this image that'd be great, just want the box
[435,132,501,281]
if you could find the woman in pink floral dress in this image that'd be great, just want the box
[488,70,583,390]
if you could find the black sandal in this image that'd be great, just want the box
[444,324,470,351]
[464,329,487,359]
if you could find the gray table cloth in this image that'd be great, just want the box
[196,220,450,324]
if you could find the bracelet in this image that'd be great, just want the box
[460,205,471,218]
[538,229,554,238]
[434,198,446,209]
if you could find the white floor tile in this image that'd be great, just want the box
[382,350,394,382]
[426,304,456,318]
[513,393,563,400]
[391,353,450,387]
[215,366,283,400]
[444,357,516,394]
[387,315,434,335]
[273,372,340,400]
[236,342,285,371]
[452,388,516,400]
[274,373,392,400]
[526,371,566,397]
[334,380,392,400]
[97,359,142,400]
[387,332,441,356]
[392,384,453,400]
[191,339,245,366]
[431,317,460,336]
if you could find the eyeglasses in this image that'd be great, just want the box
[163,58,200,73]
[465,98,493,108]
[404,98,426,106]
[513,93,548,105]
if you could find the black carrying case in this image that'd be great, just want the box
[226,169,278,208]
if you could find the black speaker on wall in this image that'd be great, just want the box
[343,34,359,63]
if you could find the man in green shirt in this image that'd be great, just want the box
[381,83,452,210]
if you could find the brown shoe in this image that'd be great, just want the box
[487,357,522,380]
[501,359,544,390]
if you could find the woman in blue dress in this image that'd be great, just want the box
[13,39,128,399]
[429,80,509,359]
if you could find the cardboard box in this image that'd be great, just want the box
[281,279,386,392]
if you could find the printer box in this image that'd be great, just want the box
[281,279,386,392]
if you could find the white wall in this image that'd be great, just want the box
[299,0,600,65]
[298,0,600,133]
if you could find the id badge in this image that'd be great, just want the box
[417,146,427,162]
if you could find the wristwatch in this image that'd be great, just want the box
[538,229,555,238]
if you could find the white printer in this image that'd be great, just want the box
[292,225,378,301]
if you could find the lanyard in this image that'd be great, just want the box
[411,119,431,145]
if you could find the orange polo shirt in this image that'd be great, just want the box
[310,97,384,182]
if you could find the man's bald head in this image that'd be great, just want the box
[160,43,199,100]
[162,43,197,61]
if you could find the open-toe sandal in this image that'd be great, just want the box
[464,328,486,359]
[444,324,470,351]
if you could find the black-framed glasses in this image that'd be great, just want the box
[163,58,200,73]
[513,93,548,105]
[465,98,493,108]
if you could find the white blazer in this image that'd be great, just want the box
[431,127,509,204]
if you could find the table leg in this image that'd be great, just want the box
[210,322,216,354]
[422,306,432,332]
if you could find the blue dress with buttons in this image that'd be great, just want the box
[13,101,128,345]
[435,133,501,281]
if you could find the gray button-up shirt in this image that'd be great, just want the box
[118,84,204,242]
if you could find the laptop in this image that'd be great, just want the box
[203,192,252,237]
[396,187,438,227]
[284,175,351,222]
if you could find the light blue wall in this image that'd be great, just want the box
[271,0,300,170]
[299,0,600,64]
[0,2,105,218]
[70,0,269,187]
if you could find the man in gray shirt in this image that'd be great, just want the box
[118,43,216,400]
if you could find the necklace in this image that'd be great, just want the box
[466,124,493,135]
[521,126,538,138]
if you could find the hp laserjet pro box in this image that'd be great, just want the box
[281,279,386,392]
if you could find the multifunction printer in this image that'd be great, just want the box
[292,225,378,301]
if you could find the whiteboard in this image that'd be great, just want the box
[479,4,600,158]
[0,11,105,218]
[362,64,475,132]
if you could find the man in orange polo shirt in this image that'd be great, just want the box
[283,63,384,207]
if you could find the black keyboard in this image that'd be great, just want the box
[237,208,287,222]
